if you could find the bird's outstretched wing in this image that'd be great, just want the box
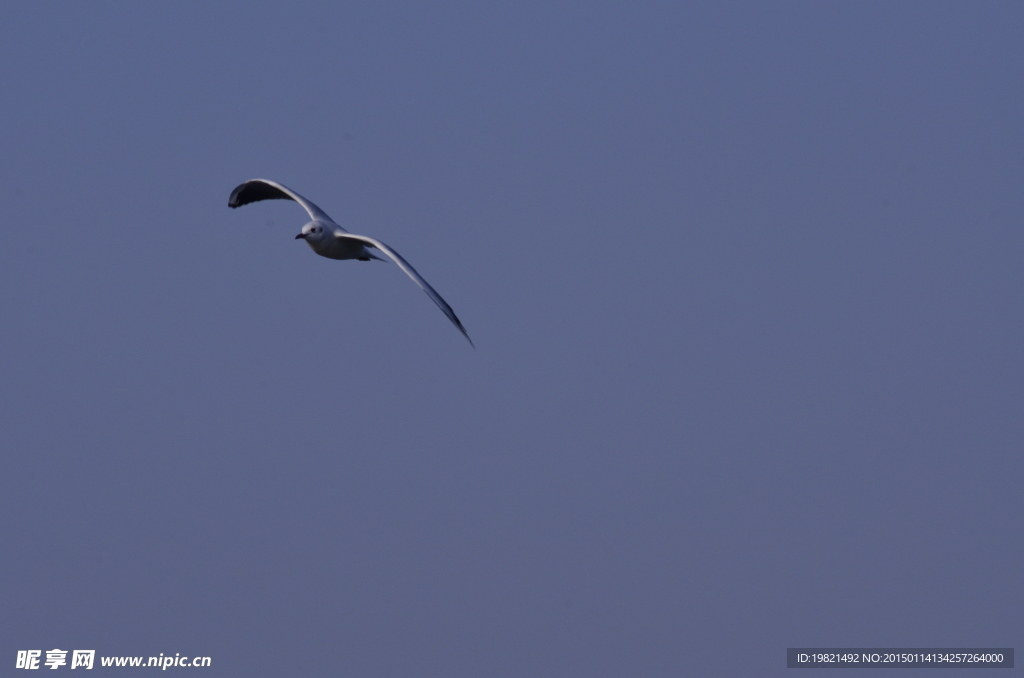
[229,179,340,227]
[336,231,474,347]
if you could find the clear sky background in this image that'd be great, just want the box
[1,2,1021,676]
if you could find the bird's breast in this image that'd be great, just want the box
[310,237,365,261]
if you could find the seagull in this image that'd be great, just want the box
[229,179,472,346]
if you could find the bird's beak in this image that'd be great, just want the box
[295,233,306,240]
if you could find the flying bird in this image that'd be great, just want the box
[229,179,472,346]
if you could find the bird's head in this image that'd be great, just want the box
[296,221,328,244]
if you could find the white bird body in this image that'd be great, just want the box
[229,179,472,346]
[296,220,381,261]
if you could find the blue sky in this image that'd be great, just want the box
[1,3,1021,675]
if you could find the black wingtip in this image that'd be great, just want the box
[443,308,474,347]
[228,180,293,209]
[454,319,474,348]
[227,183,246,208]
